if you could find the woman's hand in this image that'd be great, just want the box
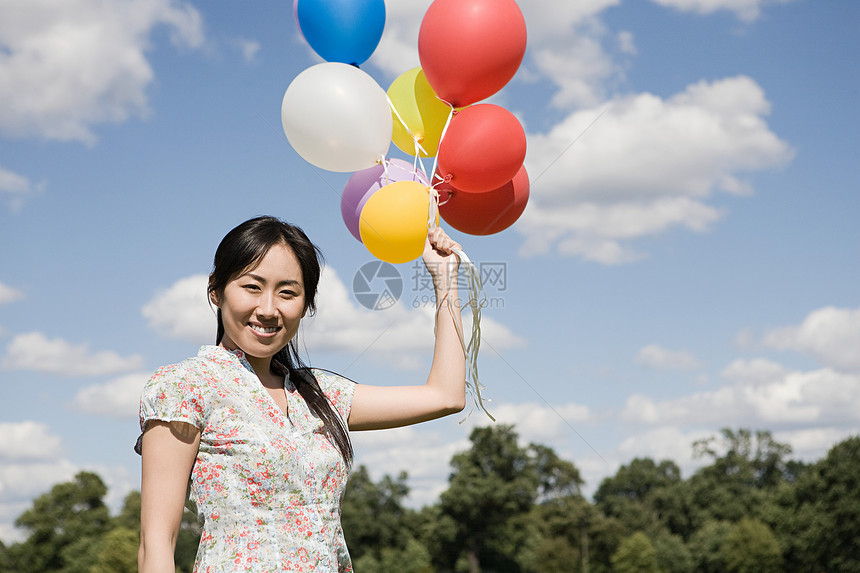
[423,227,461,292]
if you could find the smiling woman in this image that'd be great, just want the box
[135,216,466,573]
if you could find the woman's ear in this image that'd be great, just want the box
[208,276,220,307]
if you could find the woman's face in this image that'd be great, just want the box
[212,243,307,362]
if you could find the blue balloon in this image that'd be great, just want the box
[296,0,386,66]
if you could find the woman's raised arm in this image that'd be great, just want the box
[348,227,467,431]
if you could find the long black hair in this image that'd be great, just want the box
[208,216,353,465]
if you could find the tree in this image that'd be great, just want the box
[686,429,794,527]
[438,425,539,573]
[524,494,590,573]
[688,520,731,573]
[652,530,694,573]
[341,465,425,568]
[594,457,684,535]
[6,471,110,573]
[610,531,660,573]
[529,443,583,501]
[692,429,793,489]
[91,526,139,573]
[779,435,860,572]
[723,517,782,573]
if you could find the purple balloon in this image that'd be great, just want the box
[341,159,429,241]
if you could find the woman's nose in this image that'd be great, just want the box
[256,292,277,316]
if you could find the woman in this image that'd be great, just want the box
[136,216,466,572]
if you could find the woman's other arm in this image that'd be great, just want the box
[139,421,201,573]
[348,227,467,430]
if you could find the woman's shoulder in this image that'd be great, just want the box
[145,347,234,390]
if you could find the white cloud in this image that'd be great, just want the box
[2,332,143,376]
[636,344,703,370]
[305,267,527,368]
[649,0,792,22]
[0,166,43,211]
[617,426,712,476]
[0,501,30,544]
[774,426,860,463]
[617,31,637,56]
[236,38,260,63]
[366,0,431,76]
[763,306,860,372]
[529,25,620,109]
[0,421,64,461]
[70,371,152,418]
[622,360,860,426]
[0,281,24,306]
[521,76,793,263]
[463,401,591,447]
[0,459,78,544]
[142,274,214,344]
[0,0,204,143]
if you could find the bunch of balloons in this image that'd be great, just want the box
[282,0,529,264]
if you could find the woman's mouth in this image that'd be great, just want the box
[249,324,280,335]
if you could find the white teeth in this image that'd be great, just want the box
[250,324,278,334]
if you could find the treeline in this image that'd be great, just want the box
[1,426,858,572]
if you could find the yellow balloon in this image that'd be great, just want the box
[360,181,433,264]
[387,67,451,157]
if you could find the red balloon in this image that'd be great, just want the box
[418,0,527,107]
[438,166,529,235]
[436,104,526,193]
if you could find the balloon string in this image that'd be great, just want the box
[386,94,428,157]
[446,247,494,422]
[430,106,456,187]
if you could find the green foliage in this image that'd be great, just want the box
[7,471,110,573]
[91,526,139,573]
[688,520,731,573]
[342,464,423,564]
[2,429,857,573]
[778,435,860,572]
[611,531,660,573]
[438,425,541,572]
[594,457,684,535]
[652,530,694,573]
[353,538,432,573]
[723,517,783,573]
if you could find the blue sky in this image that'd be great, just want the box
[1,0,858,542]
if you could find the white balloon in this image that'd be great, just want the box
[281,63,392,172]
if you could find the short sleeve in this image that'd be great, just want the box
[312,369,356,424]
[134,362,206,454]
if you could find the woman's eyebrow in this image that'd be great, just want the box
[244,272,302,288]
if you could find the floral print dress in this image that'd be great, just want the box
[137,345,355,572]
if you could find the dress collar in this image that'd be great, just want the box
[198,345,255,374]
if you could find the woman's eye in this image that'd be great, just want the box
[242,284,261,291]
